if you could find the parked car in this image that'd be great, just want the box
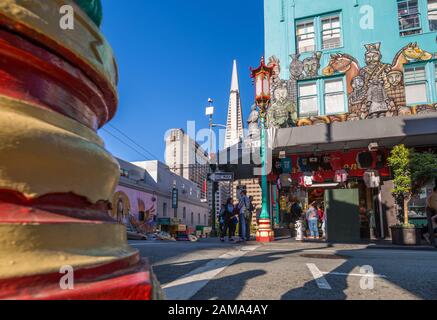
[175,232,190,241]
[156,231,176,241]
[126,225,147,240]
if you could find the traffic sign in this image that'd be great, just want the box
[208,172,234,182]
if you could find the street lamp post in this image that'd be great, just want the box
[251,57,275,243]
[205,99,226,237]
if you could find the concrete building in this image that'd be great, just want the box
[260,0,437,242]
[165,128,210,200]
[116,159,209,230]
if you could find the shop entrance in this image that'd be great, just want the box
[325,189,361,243]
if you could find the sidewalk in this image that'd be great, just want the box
[199,237,437,251]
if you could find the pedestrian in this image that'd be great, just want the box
[222,198,235,242]
[290,198,303,223]
[238,190,250,242]
[219,204,226,242]
[423,187,437,244]
[246,196,255,240]
[231,202,240,241]
[318,205,327,239]
[306,202,319,239]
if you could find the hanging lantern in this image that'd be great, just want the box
[363,169,381,188]
[250,57,274,113]
[334,169,349,183]
[299,172,314,187]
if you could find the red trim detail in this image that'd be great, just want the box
[0,255,153,300]
[0,29,114,129]
[0,193,115,223]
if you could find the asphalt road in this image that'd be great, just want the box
[129,239,437,300]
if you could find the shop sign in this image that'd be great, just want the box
[158,218,171,226]
[281,158,292,173]
[171,188,178,209]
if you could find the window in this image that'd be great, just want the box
[398,0,422,36]
[183,207,186,221]
[324,79,346,114]
[404,66,428,104]
[298,82,318,117]
[296,20,315,53]
[298,77,347,117]
[296,14,342,53]
[204,214,207,226]
[163,203,167,217]
[119,168,129,178]
[321,15,342,50]
[174,207,178,218]
[191,212,194,225]
[198,213,201,225]
[429,0,437,31]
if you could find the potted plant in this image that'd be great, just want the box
[388,145,437,245]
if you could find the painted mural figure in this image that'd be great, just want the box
[349,75,367,118]
[360,43,392,87]
[386,70,406,112]
[366,79,391,118]
[268,55,282,104]
[247,105,260,139]
[267,82,297,128]
[289,54,304,80]
[302,52,322,78]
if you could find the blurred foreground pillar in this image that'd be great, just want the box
[0,0,161,300]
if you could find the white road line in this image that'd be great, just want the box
[163,245,259,300]
[306,263,332,290]
[322,272,387,278]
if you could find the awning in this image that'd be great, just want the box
[274,114,437,155]
[214,114,437,180]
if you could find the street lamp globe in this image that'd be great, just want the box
[250,56,273,112]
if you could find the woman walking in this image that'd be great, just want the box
[306,202,319,239]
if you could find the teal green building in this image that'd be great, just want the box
[262,0,437,242]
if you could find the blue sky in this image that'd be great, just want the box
[99,0,264,162]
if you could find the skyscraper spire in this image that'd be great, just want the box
[225,60,244,149]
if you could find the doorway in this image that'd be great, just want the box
[325,189,360,243]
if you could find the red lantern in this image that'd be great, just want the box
[250,57,273,111]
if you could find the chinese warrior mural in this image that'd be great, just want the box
[267,42,435,128]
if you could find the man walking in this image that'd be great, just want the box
[246,196,255,240]
[238,190,250,242]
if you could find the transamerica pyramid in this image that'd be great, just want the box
[224,60,244,149]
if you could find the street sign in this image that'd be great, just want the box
[171,188,178,209]
[208,172,234,182]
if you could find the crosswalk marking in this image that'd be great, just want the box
[163,246,259,300]
[306,263,332,290]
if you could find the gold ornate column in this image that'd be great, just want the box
[0,0,160,299]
